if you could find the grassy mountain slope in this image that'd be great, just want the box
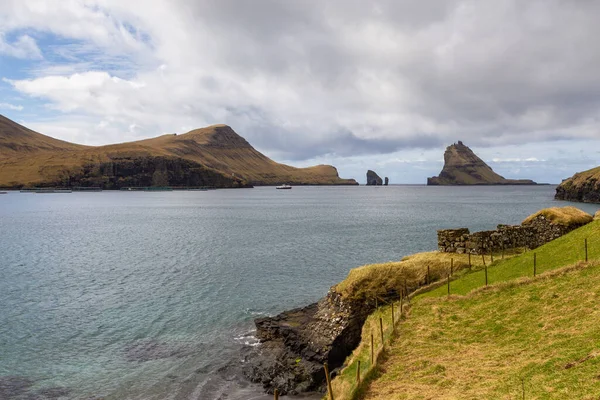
[555,166,600,203]
[0,115,357,187]
[331,217,600,399]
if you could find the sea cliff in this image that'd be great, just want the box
[555,166,600,203]
[427,141,537,185]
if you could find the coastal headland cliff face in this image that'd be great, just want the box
[555,166,600,203]
[427,141,537,185]
[0,114,358,188]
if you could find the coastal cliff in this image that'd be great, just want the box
[555,166,600,203]
[427,141,537,185]
[243,290,371,394]
[0,114,357,188]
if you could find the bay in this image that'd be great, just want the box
[0,186,597,399]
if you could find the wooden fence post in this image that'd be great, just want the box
[356,360,361,384]
[485,265,488,286]
[274,388,279,400]
[379,317,384,347]
[481,253,486,267]
[371,333,374,365]
[324,363,334,400]
[400,292,403,316]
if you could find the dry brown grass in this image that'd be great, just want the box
[334,251,503,302]
[522,206,593,227]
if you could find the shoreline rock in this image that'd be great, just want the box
[243,290,371,395]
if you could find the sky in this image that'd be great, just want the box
[1,0,599,184]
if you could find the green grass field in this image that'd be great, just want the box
[331,218,600,400]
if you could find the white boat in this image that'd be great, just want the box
[276,184,292,190]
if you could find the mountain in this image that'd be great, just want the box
[427,141,537,185]
[555,166,600,203]
[0,115,358,188]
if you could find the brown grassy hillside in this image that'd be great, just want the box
[0,115,357,187]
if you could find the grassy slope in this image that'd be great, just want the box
[422,219,599,298]
[560,166,600,187]
[332,219,600,399]
[365,261,600,399]
[0,116,356,186]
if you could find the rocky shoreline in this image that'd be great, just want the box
[242,289,372,395]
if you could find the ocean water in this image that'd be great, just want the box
[0,186,598,400]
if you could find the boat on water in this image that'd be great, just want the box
[276,184,292,190]
[0,191,6,194]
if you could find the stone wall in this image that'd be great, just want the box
[438,214,588,254]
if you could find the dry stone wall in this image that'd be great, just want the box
[438,215,588,254]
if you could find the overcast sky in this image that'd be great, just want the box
[1,0,599,183]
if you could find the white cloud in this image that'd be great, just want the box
[1,0,600,183]
[0,33,42,59]
[0,102,23,111]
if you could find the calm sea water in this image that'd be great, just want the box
[1,186,598,400]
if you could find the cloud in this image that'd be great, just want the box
[0,102,23,111]
[0,33,42,59]
[1,0,600,182]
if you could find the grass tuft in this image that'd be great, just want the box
[522,206,593,227]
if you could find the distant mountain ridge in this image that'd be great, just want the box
[0,115,358,188]
[427,141,537,185]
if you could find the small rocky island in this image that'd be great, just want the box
[427,141,537,185]
[366,170,383,185]
[555,166,600,203]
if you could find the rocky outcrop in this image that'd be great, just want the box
[366,170,383,185]
[427,141,537,185]
[555,166,600,203]
[384,177,389,186]
[243,289,371,395]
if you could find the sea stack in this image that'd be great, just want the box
[384,177,389,186]
[427,141,537,185]
[366,170,383,185]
